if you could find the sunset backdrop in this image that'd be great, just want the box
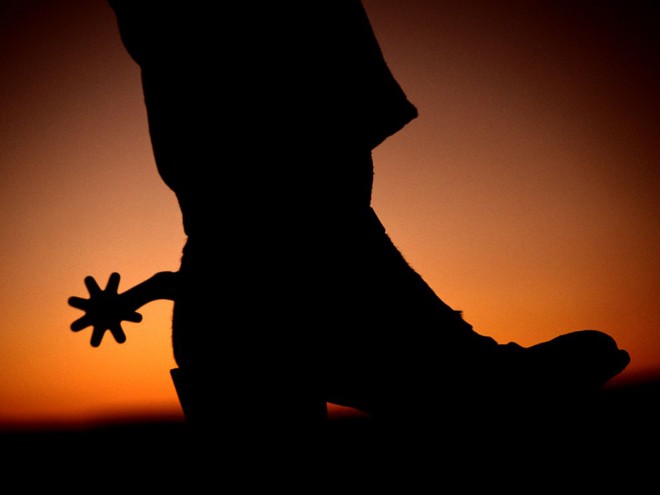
[1,0,658,429]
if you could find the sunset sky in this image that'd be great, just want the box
[1,0,658,428]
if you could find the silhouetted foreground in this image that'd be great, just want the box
[4,379,659,479]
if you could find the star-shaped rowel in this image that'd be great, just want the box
[68,272,142,347]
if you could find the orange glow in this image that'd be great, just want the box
[1,0,658,428]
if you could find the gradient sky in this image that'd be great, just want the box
[1,0,658,428]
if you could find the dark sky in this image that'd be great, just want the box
[0,0,658,425]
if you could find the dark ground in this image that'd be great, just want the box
[3,379,659,487]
